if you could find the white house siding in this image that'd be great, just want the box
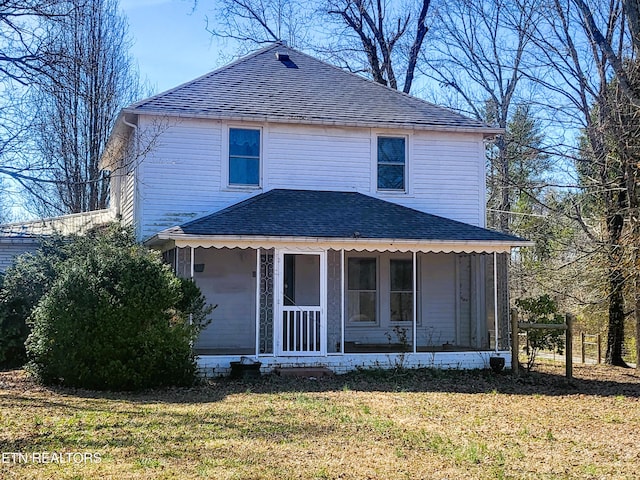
[266,125,371,192]
[115,166,136,227]
[136,116,246,240]
[134,117,486,240]
[417,253,457,348]
[192,247,256,355]
[0,240,40,272]
[406,131,484,227]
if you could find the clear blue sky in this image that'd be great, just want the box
[121,0,225,94]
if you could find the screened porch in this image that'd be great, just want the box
[163,246,511,358]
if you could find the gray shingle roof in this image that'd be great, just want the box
[160,189,525,244]
[126,44,499,133]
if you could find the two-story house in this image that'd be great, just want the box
[92,43,527,373]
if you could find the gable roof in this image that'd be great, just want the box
[151,189,527,251]
[125,44,500,134]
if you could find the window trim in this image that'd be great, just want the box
[374,133,409,193]
[224,125,263,189]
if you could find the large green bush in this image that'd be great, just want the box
[0,239,67,368]
[25,226,211,390]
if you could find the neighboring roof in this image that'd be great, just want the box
[125,43,501,134]
[0,209,115,238]
[154,190,527,248]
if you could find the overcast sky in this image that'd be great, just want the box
[121,0,225,94]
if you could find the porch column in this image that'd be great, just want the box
[190,247,195,279]
[493,252,499,352]
[255,248,261,357]
[412,251,417,353]
[340,249,345,354]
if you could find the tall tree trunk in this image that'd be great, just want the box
[605,188,629,366]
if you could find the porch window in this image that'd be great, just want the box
[347,257,377,323]
[377,136,405,191]
[229,128,260,186]
[390,259,413,322]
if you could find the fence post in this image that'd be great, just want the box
[511,308,519,375]
[565,313,573,380]
[597,333,602,364]
[581,332,586,364]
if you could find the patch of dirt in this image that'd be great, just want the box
[2,362,639,398]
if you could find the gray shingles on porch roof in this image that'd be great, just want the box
[125,43,499,133]
[160,189,524,243]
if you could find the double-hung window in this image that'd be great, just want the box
[229,128,260,186]
[390,259,413,322]
[377,136,406,191]
[347,257,377,323]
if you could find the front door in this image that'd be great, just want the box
[276,251,326,356]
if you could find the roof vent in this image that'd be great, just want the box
[275,52,290,62]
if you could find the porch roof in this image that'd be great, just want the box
[148,190,530,253]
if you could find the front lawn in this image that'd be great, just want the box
[1,364,639,479]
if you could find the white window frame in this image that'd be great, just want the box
[223,124,263,189]
[373,132,410,194]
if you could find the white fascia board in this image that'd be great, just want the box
[146,233,532,254]
[122,108,504,137]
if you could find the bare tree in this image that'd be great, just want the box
[197,0,431,93]
[0,1,70,85]
[420,0,540,233]
[0,1,75,215]
[572,0,639,105]
[566,0,640,368]
[323,0,430,93]
[198,0,315,53]
[27,0,144,215]
[526,0,635,366]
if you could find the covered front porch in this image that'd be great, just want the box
[162,244,512,374]
[147,189,528,374]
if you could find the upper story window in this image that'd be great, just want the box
[377,136,406,191]
[229,128,260,186]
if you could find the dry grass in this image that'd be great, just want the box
[1,363,639,479]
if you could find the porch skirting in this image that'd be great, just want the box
[197,351,512,376]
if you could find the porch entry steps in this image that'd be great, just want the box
[274,367,334,378]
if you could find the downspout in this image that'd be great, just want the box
[122,116,141,240]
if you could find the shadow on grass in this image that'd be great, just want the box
[2,364,639,404]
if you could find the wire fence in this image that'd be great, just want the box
[519,331,637,367]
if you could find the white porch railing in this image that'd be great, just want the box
[281,307,322,355]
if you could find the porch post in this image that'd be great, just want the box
[189,247,195,327]
[412,251,417,353]
[340,249,345,354]
[255,248,261,357]
[173,247,178,273]
[493,252,499,352]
